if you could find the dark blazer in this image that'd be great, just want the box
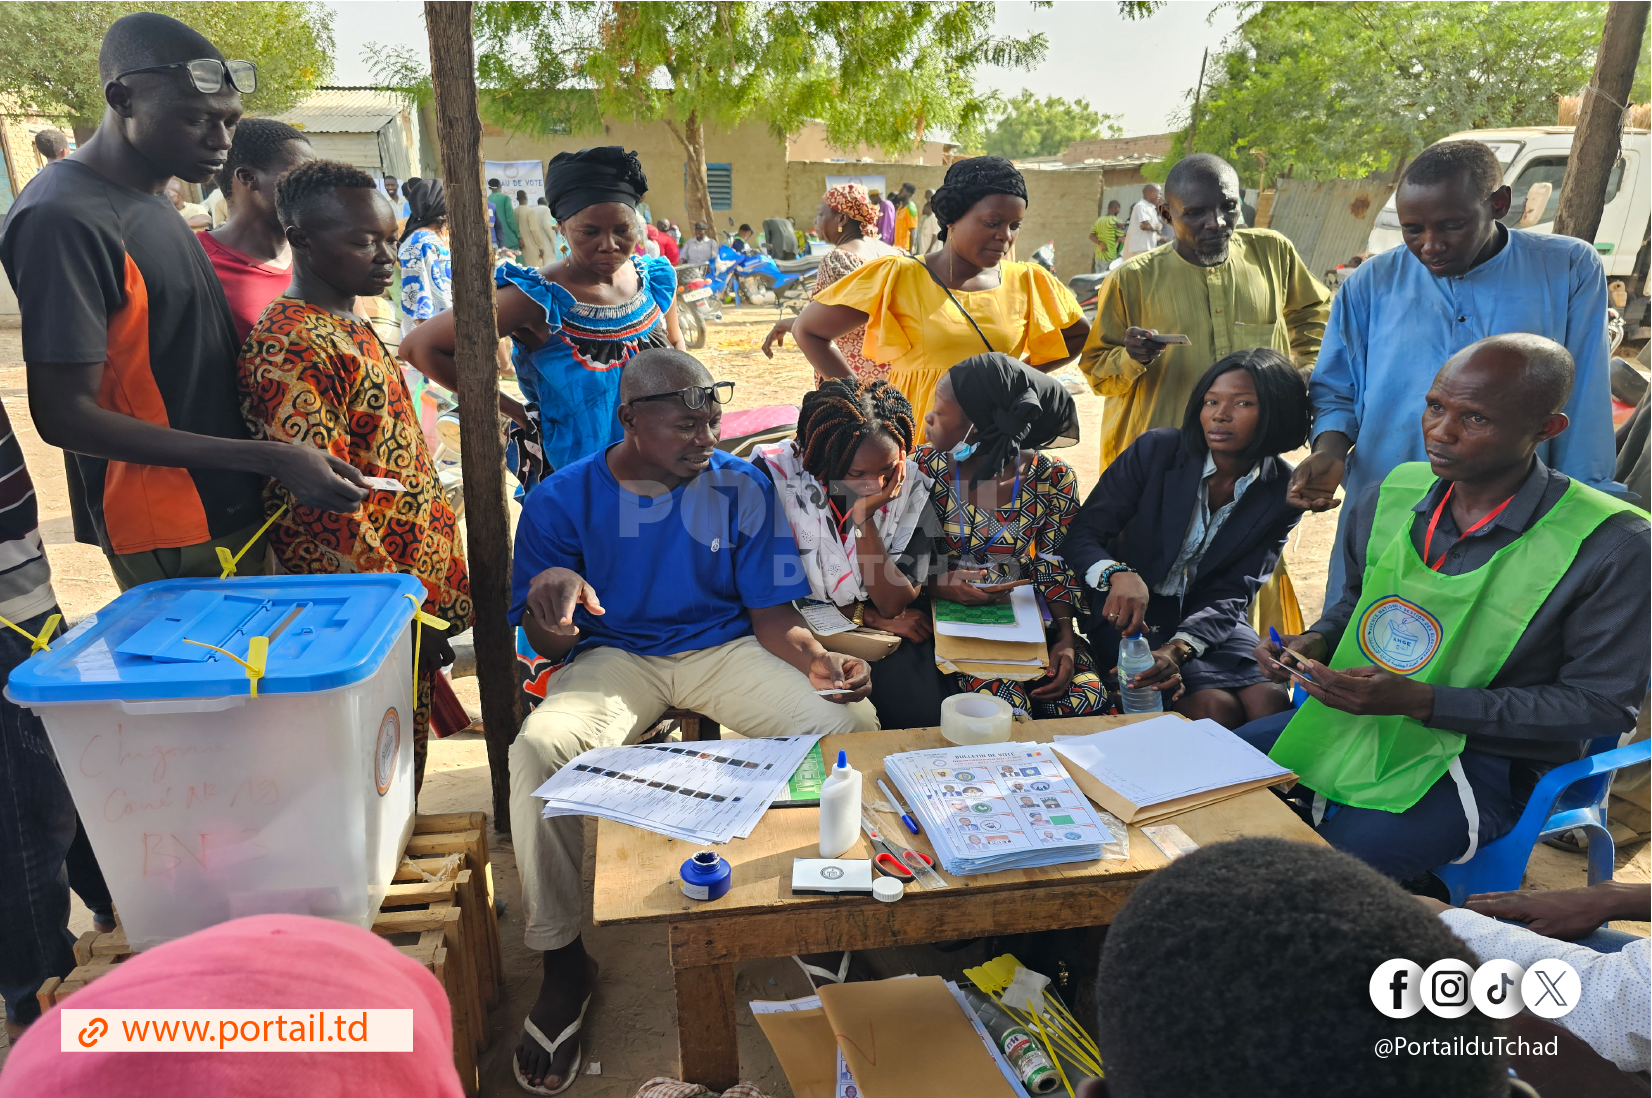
[1064,428,1301,651]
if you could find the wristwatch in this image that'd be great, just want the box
[1166,638,1196,665]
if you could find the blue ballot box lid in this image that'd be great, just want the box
[8,574,426,703]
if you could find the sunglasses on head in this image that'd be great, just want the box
[114,58,258,96]
[629,382,735,410]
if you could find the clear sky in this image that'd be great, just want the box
[324,0,1238,137]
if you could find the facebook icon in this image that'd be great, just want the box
[1390,968,1411,1011]
[1370,959,1425,1018]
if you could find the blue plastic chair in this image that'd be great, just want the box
[1433,735,1651,905]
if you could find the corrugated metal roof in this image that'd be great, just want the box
[268,87,409,134]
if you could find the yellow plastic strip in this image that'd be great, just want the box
[0,611,61,653]
[181,636,268,698]
[217,503,289,579]
[403,594,448,719]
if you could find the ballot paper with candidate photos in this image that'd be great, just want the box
[885,743,1126,874]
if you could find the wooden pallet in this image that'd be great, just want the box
[38,812,503,1097]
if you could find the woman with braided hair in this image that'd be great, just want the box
[792,156,1090,440]
[762,181,896,381]
[754,378,956,727]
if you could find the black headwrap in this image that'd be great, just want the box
[545,146,648,222]
[931,156,1028,242]
[947,353,1079,487]
[398,177,446,245]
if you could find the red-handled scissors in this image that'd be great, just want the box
[861,820,935,880]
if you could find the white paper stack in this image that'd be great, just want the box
[532,735,823,844]
[1052,715,1293,824]
[883,742,1128,875]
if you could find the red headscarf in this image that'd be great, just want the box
[0,915,464,1098]
[823,182,879,228]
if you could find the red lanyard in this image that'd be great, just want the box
[827,496,858,543]
[1422,483,1515,571]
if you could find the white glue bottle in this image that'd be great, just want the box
[818,749,861,858]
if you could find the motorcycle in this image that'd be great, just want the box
[710,242,819,308]
[672,262,718,350]
[1067,271,1106,323]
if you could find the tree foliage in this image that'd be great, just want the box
[371,1,1046,225]
[1155,1,1652,185]
[978,90,1121,159]
[0,1,334,128]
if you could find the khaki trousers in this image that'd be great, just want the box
[509,635,879,950]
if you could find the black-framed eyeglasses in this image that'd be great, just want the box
[113,58,258,96]
[629,382,735,410]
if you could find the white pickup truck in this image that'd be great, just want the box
[1367,126,1650,279]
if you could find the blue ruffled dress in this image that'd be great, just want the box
[494,254,677,472]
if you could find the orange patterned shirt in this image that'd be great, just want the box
[237,297,472,632]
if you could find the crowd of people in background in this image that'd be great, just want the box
[0,11,1645,1098]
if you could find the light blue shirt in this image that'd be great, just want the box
[1310,226,1618,602]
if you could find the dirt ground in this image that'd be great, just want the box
[0,311,1644,1092]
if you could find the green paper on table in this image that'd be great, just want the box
[933,598,1017,625]
[771,740,828,808]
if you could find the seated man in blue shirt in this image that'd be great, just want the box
[506,347,876,1094]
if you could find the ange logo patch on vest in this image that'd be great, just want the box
[1358,596,1442,675]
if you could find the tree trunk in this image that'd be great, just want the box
[1553,0,1649,242]
[681,109,715,232]
[424,0,522,832]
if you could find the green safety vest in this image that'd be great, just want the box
[1269,462,1640,814]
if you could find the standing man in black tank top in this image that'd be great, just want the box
[0,11,365,590]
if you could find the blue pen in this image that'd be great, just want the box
[877,778,921,835]
[1268,626,1317,684]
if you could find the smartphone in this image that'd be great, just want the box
[1272,645,1318,684]
[969,578,1033,592]
[1145,333,1192,346]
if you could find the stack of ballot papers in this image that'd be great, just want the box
[932,585,1049,681]
[1051,715,1294,824]
[883,742,1127,875]
[531,734,823,844]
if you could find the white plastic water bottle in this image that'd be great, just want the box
[1117,633,1164,714]
[817,749,862,857]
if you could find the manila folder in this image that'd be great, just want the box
[818,976,1017,1098]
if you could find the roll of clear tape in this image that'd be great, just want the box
[941,692,1014,745]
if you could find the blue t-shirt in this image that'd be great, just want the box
[510,447,810,659]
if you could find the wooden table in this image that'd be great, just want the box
[592,715,1321,1089]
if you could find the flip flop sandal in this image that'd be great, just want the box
[791,951,850,990]
[513,992,591,1097]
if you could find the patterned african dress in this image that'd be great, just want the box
[494,254,676,707]
[917,445,1106,718]
[238,297,474,788]
[495,254,677,473]
[811,243,896,384]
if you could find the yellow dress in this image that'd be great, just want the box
[812,254,1082,441]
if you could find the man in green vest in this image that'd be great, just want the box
[1238,332,1649,885]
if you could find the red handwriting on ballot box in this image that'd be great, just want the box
[71,724,283,876]
[78,727,229,782]
[142,829,272,877]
